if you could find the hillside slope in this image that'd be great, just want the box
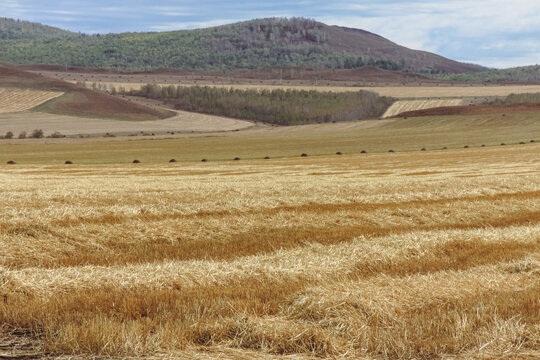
[0,62,172,120]
[427,65,540,83]
[0,17,484,73]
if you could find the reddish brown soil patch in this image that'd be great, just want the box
[1,62,172,121]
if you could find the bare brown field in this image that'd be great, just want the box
[382,99,464,118]
[0,88,63,113]
[1,144,539,358]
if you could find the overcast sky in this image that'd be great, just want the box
[2,0,539,69]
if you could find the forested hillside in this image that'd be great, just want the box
[427,65,540,83]
[0,17,74,40]
[0,17,483,73]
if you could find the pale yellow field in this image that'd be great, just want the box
[0,109,253,136]
[77,81,540,98]
[382,99,464,118]
[0,88,63,113]
[1,144,539,359]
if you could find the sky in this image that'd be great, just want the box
[2,0,539,69]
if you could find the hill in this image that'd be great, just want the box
[0,17,73,40]
[427,65,540,83]
[0,62,172,120]
[0,17,484,73]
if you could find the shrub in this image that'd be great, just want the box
[48,131,65,138]
[4,131,13,139]
[18,131,27,139]
[31,129,44,139]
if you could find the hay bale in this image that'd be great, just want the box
[132,159,141,163]
[420,148,426,151]
[6,160,16,165]
[336,152,342,155]
[201,158,208,162]
[531,140,535,143]
[501,143,506,146]
[169,159,177,163]
[65,160,73,164]
[388,149,395,153]
[464,145,469,148]
[361,150,367,153]
[234,157,241,161]
[442,147,448,150]
[481,144,486,147]
[264,156,270,159]
[301,153,308,157]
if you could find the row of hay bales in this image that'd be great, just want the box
[4,141,536,165]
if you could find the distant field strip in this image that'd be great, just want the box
[75,81,540,98]
[0,88,63,113]
[383,99,464,118]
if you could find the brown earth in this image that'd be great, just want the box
[0,62,173,121]
[395,102,540,117]
[21,64,450,86]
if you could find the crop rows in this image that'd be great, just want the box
[0,88,63,113]
[382,99,464,118]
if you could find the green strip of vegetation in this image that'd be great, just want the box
[492,92,540,105]
[125,85,394,125]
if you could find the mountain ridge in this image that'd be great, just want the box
[0,17,485,73]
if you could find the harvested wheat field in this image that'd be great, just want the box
[0,88,63,113]
[382,99,464,118]
[0,109,253,136]
[1,144,539,359]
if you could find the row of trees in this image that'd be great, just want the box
[0,129,53,139]
[126,85,394,125]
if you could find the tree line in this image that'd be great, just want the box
[124,84,394,125]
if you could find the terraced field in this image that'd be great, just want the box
[382,99,464,118]
[0,144,539,359]
[0,88,63,113]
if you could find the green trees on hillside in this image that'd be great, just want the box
[127,85,394,125]
[0,17,403,72]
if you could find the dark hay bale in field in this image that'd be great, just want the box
[388,149,395,153]
[336,152,342,155]
[132,159,141,163]
[531,140,535,143]
[481,144,486,147]
[442,147,448,150]
[502,114,506,117]
[264,156,270,159]
[501,143,506,146]
[420,148,426,151]
[201,158,208,162]
[301,153,308,157]
[361,150,367,153]
[169,159,177,163]
[6,160,16,165]
[64,160,73,164]
[464,145,469,148]
[234,157,241,161]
